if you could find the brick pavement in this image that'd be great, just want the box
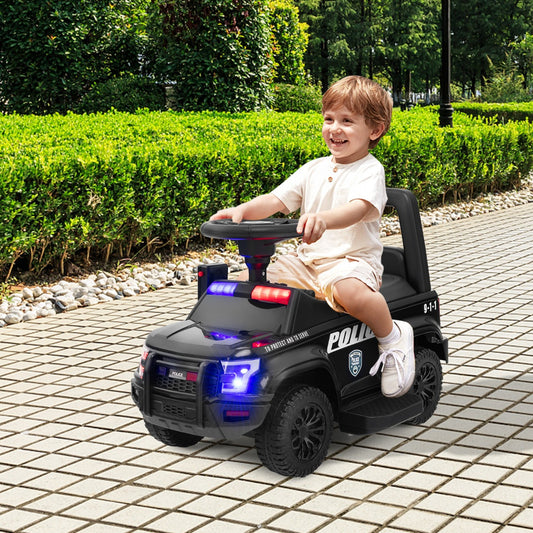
[0,203,531,533]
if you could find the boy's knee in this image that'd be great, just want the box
[333,277,368,311]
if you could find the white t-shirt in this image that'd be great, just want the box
[271,153,387,276]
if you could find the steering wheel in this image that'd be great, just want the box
[201,219,300,282]
[201,218,300,241]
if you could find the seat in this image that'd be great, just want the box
[380,274,416,302]
[379,244,416,302]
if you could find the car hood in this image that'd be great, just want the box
[145,319,265,359]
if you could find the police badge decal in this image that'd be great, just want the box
[348,350,363,378]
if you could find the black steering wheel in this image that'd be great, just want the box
[201,218,300,241]
[200,219,301,282]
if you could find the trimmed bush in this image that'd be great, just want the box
[0,107,531,277]
[376,107,532,203]
[451,102,533,123]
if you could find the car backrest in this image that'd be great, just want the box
[382,246,407,279]
[385,188,431,293]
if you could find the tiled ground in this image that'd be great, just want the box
[0,203,531,533]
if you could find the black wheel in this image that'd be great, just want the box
[255,385,333,477]
[408,348,442,425]
[145,421,202,447]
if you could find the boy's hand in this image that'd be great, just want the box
[297,213,327,244]
[209,194,289,224]
[296,200,376,244]
[210,206,245,223]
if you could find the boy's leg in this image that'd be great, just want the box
[333,278,415,398]
[332,277,392,336]
[266,255,324,296]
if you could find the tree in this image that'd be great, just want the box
[150,0,272,112]
[374,0,440,103]
[328,0,384,80]
[297,0,440,98]
[297,0,533,103]
[296,0,335,91]
[481,55,531,103]
[270,0,308,85]
[0,1,149,114]
[511,33,533,91]
[451,0,533,96]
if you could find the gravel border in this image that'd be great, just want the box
[1,180,532,327]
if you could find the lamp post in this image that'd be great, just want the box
[439,0,453,127]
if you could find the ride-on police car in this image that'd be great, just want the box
[131,188,448,476]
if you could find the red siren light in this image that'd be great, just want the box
[251,286,291,305]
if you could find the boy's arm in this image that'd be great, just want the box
[297,199,378,244]
[210,194,289,223]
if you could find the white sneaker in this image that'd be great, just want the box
[369,320,415,398]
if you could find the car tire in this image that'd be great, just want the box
[255,384,333,477]
[408,348,442,425]
[145,422,202,447]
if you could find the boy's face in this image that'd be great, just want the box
[322,106,384,165]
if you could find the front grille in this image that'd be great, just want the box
[161,403,195,420]
[148,355,222,426]
[151,357,221,399]
[154,374,197,394]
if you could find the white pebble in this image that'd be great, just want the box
[74,287,89,299]
[79,296,100,307]
[22,311,38,321]
[104,288,120,299]
[5,312,23,325]
[22,287,34,300]
[32,287,43,298]
[56,294,75,305]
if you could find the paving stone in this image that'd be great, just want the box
[390,509,450,532]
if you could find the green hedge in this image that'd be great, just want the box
[376,107,532,202]
[451,102,533,123]
[1,107,532,277]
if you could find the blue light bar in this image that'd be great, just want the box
[209,331,238,341]
[207,281,238,296]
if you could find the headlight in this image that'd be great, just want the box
[220,359,260,394]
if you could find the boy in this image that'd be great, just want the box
[211,75,415,398]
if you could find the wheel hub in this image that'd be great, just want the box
[291,405,325,461]
[413,362,437,408]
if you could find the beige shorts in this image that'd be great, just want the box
[267,253,381,313]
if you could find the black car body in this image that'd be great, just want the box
[132,188,448,476]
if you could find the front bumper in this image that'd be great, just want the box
[131,356,273,440]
